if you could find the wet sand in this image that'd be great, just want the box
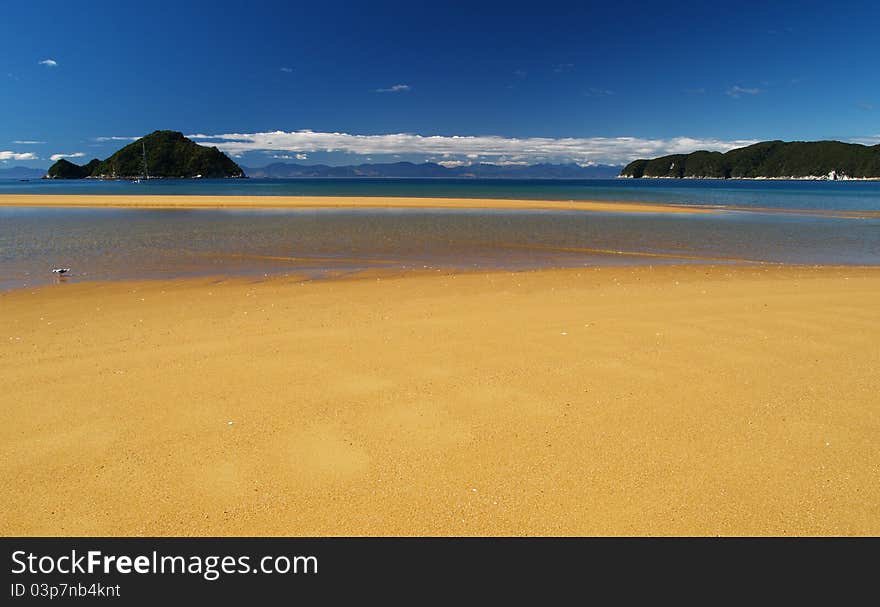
[0,194,714,214]
[1,265,879,536]
[3,194,879,218]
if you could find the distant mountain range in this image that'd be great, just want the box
[4,159,623,181]
[46,130,245,179]
[242,161,623,179]
[0,166,45,179]
[621,140,880,179]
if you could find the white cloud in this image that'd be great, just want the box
[280,67,293,73]
[95,136,139,142]
[805,135,880,147]
[433,156,532,167]
[39,59,58,67]
[49,152,85,161]
[847,135,880,145]
[0,151,38,161]
[726,85,762,98]
[188,130,759,165]
[485,159,529,166]
[270,153,308,160]
[375,84,411,93]
[13,140,45,144]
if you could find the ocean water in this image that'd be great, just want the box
[1,179,879,289]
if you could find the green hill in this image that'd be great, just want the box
[620,140,880,179]
[46,130,245,179]
[45,158,95,179]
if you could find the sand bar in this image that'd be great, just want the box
[0,194,718,214]
[3,194,878,218]
[2,265,878,536]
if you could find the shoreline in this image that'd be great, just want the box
[2,264,878,536]
[2,194,878,219]
[0,194,713,214]
[5,260,874,294]
[619,175,880,181]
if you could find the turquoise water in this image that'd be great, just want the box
[1,179,879,290]
[4,177,880,210]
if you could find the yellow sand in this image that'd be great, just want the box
[4,194,880,218]
[1,265,878,536]
[0,194,713,214]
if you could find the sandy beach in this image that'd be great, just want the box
[1,264,878,536]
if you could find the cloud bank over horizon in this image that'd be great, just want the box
[188,130,760,165]
[19,130,880,169]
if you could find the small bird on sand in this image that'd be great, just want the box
[51,267,71,275]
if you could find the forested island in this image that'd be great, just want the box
[620,140,880,180]
[45,130,245,179]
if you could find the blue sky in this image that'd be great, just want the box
[2,0,880,168]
